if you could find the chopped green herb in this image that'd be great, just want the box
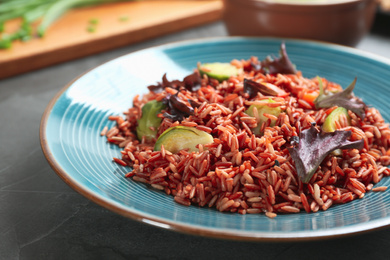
[87,18,100,33]
[119,15,129,22]
[87,26,96,33]
[89,18,99,25]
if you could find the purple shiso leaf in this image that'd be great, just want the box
[147,73,182,93]
[188,99,201,108]
[162,93,194,121]
[261,42,297,75]
[287,124,364,183]
[182,71,202,92]
[169,94,194,115]
[149,72,201,121]
[314,77,366,119]
[147,72,202,93]
[243,78,288,98]
[244,79,276,98]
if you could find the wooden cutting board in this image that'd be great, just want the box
[0,0,223,79]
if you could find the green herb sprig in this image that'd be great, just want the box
[0,0,131,49]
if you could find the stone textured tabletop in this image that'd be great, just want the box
[1,19,390,259]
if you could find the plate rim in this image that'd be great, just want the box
[40,36,390,241]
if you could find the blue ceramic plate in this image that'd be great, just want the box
[40,37,390,241]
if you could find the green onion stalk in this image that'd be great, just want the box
[0,0,132,49]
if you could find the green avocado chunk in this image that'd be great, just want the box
[198,62,240,82]
[322,107,350,133]
[154,126,213,153]
[245,99,282,135]
[136,100,166,142]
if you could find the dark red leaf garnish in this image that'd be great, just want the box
[250,61,262,72]
[314,77,366,119]
[182,71,202,92]
[147,72,202,93]
[163,93,194,121]
[244,79,288,98]
[147,73,181,93]
[188,99,201,108]
[261,42,297,75]
[287,124,364,183]
[170,94,194,115]
[244,79,260,99]
[147,82,163,93]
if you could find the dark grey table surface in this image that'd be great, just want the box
[1,19,390,259]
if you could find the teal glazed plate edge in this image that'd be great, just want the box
[40,37,390,241]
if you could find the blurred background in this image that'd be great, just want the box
[0,0,389,80]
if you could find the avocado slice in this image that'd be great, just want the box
[154,126,213,153]
[322,107,350,133]
[322,107,351,156]
[198,62,241,82]
[245,99,282,135]
[136,100,166,142]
